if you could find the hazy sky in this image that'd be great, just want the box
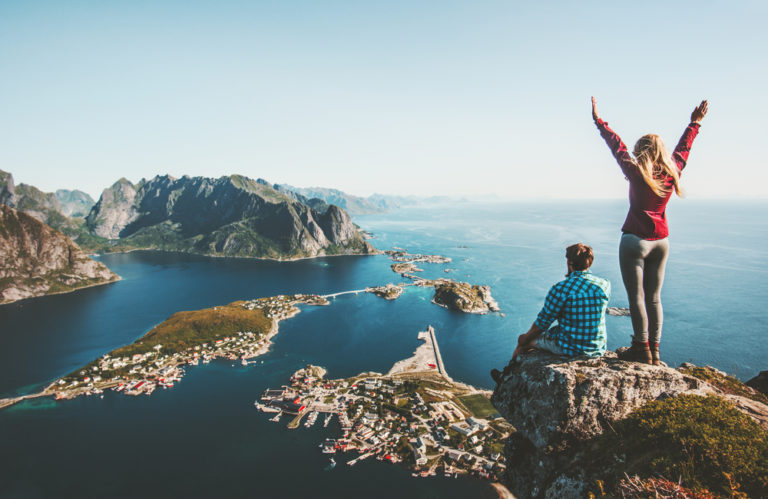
[1,1,766,200]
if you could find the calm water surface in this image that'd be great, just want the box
[1,200,766,498]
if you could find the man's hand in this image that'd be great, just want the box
[512,332,532,360]
[591,96,600,121]
[512,322,543,361]
[691,100,708,124]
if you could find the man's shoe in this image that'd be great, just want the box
[490,368,502,383]
[617,340,652,364]
[650,342,661,366]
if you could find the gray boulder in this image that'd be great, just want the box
[489,351,768,498]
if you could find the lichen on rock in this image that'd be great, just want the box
[490,351,768,498]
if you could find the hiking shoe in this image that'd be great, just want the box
[490,368,502,383]
[617,340,652,364]
[650,342,660,366]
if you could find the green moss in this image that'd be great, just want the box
[679,366,768,405]
[589,395,768,497]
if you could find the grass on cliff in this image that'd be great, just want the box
[111,301,272,358]
[679,365,768,405]
[588,394,768,497]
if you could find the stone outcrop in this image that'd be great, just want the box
[366,283,404,300]
[85,174,376,259]
[391,262,422,274]
[86,178,140,239]
[490,352,768,498]
[747,370,768,396]
[432,281,500,314]
[0,169,15,207]
[0,205,119,304]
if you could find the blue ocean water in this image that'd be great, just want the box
[0,200,766,497]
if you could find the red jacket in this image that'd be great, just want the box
[595,118,700,240]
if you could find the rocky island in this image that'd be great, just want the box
[391,262,423,274]
[491,351,768,498]
[0,204,119,305]
[606,306,631,316]
[366,283,405,300]
[432,281,500,314]
[386,249,452,265]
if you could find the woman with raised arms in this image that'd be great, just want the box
[592,96,708,365]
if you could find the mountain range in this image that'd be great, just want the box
[274,184,418,215]
[1,169,388,302]
[84,174,376,259]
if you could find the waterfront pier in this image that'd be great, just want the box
[426,325,451,382]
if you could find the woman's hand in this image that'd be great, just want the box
[691,100,709,123]
[591,96,600,121]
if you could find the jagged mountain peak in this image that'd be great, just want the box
[86,173,375,259]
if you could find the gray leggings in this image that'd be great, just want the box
[619,233,670,344]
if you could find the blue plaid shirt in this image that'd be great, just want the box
[535,270,611,357]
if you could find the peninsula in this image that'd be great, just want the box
[0,293,328,409]
[256,326,512,482]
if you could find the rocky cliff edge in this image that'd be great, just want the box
[490,351,768,498]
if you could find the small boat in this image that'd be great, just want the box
[269,412,281,422]
[329,457,336,468]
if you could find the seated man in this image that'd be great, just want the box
[492,243,610,383]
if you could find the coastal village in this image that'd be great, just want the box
[0,248,501,419]
[256,327,512,482]
[0,294,328,408]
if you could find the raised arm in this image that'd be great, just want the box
[673,100,707,170]
[592,96,636,178]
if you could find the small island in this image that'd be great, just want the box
[432,281,500,314]
[607,306,630,316]
[391,262,423,274]
[256,326,512,482]
[366,284,405,300]
[386,249,452,265]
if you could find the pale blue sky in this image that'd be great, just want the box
[1,1,766,199]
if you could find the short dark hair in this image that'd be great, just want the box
[566,243,594,270]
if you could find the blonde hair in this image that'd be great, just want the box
[632,134,683,197]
